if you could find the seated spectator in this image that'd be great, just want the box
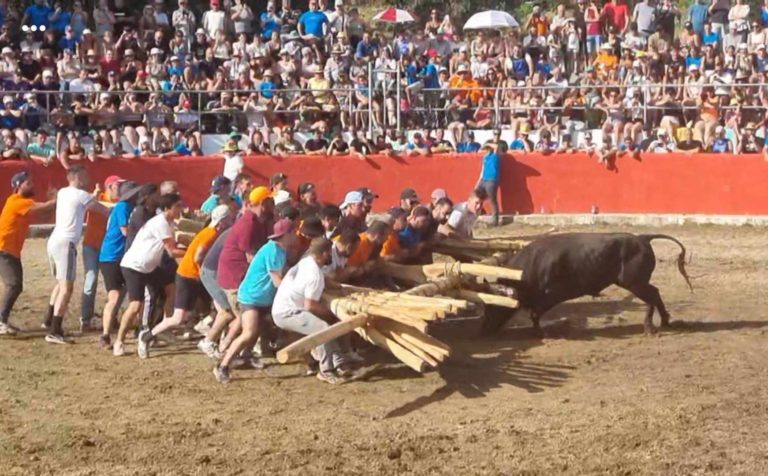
[648,128,677,153]
[457,131,481,153]
[304,128,328,156]
[709,126,733,153]
[349,128,376,158]
[405,132,431,156]
[509,127,533,153]
[675,128,704,153]
[484,128,509,153]
[327,130,349,156]
[430,129,454,154]
[739,123,764,153]
[26,129,56,166]
[534,129,558,154]
[0,130,24,161]
[274,127,305,156]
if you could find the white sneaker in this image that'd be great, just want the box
[45,333,69,345]
[230,356,246,369]
[197,338,220,359]
[193,315,214,335]
[0,322,18,335]
[113,341,125,357]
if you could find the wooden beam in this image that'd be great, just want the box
[275,314,370,364]
[454,289,520,309]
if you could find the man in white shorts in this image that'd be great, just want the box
[45,166,110,344]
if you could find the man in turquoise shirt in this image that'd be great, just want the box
[476,145,501,226]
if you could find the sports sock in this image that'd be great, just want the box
[44,305,54,327]
[51,315,63,336]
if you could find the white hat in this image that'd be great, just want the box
[738,42,748,50]
[715,125,724,134]
[632,59,642,68]
[688,63,699,71]
[3,95,13,104]
[100,93,110,101]
[83,28,92,35]
[274,190,291,206]
[456,64,469,73]
[545,95,556,105]
[340,190,363,209]
[758,44,767,50]
[459,45,468,53]
[42,69,54,77]
[335,0,343,6]
[209,205,230,227]
[170,55,179,61]
[657,128,667,136]
[150,48,162,55]
[1,47,12,55]
[600,43,612,50]
[196,28,206,35]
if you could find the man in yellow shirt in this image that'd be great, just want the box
[0,172,56,335]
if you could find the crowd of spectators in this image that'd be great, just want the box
[2,0,768,166]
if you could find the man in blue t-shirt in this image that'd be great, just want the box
[476,145,501,226]
[260,2,281,40]
[457,132,481,153]
[687,0,708,36]
[214,219,294,384]
[298,1,328,40]
[22,0,53,29]
[201,175,243,214]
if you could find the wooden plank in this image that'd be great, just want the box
[454,289,520,309]
[275,314,370,364]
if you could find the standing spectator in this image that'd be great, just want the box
[632,0,656,39]
[231,0,254,36]
[202,0,226,40]
[173,0,196,45]
[688,0,709,37]
[709,0,730,47]
[93,0,116,38]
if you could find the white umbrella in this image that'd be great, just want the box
[463,10,519,30]
[373,7,416,24]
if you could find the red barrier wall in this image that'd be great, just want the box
[2,153,768,217]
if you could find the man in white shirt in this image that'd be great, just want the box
[438,188,486,240]
[113,193,185,356]
[272,237,346,384]
[44,166,109,344]
[202,0,226,39]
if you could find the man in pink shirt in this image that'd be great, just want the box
[602,0,630,33]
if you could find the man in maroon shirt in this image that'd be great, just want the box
[217,186,275,315]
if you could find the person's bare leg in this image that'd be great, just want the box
[219,317,242,353]
[219,310,259,369]
[149,308,187,338]
[206,309,235,343]
[115,301,141,345]
[101,290,121,337]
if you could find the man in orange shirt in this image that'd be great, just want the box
[80,175,123,331]
[0,172,56,335]
[137,205,233,359]
[345,220,391,269]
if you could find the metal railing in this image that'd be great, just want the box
[4,73,768,142]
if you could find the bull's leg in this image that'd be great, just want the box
[626,284,667,334]
[480,306,514,335]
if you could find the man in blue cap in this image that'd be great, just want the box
[0,172,56,335]
[200,175,240,214]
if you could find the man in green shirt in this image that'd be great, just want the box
[26,130,56,166]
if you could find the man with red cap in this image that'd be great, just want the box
[0,172,56,335]
[80,174,123,331]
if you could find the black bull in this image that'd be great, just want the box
[482,233,693,334]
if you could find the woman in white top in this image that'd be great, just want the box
[113,193,184,356]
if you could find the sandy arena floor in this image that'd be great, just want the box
[1,224,767,475]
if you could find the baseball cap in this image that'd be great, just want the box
[118,180,141,201]
[400,188,420,202]
[209,204,230,227]
[268,218,294,240]
[298,182,316,195]
[104,175,124,187]
[11,171,29,190]
[196,28,206,35]
[357,187,379,199]
[274,189,291,205]
[431,188,447,201]
[210,175,232,193]
[249,186,274,205]
[340,191,363,209]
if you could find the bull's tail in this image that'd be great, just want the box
[640,234,694,292]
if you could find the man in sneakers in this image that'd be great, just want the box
[272,237,347,385]
[113,194,185,356]
[0,172,56,335]
[213,219,294,384]
[44,166,110,344]
[196,227,235,359]
[80,175,124,332]
[97,181,142,349]
[214,186,275,367]
[138,205,233,359]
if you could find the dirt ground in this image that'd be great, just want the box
[1,224,768,475]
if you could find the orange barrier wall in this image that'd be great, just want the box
[2,153,768,217]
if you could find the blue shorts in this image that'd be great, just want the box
[586,35,601,53]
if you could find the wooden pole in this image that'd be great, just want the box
[374,318,450,360]
[454,289,520,309]
[275,314,370,364]
[376,325,440,367]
